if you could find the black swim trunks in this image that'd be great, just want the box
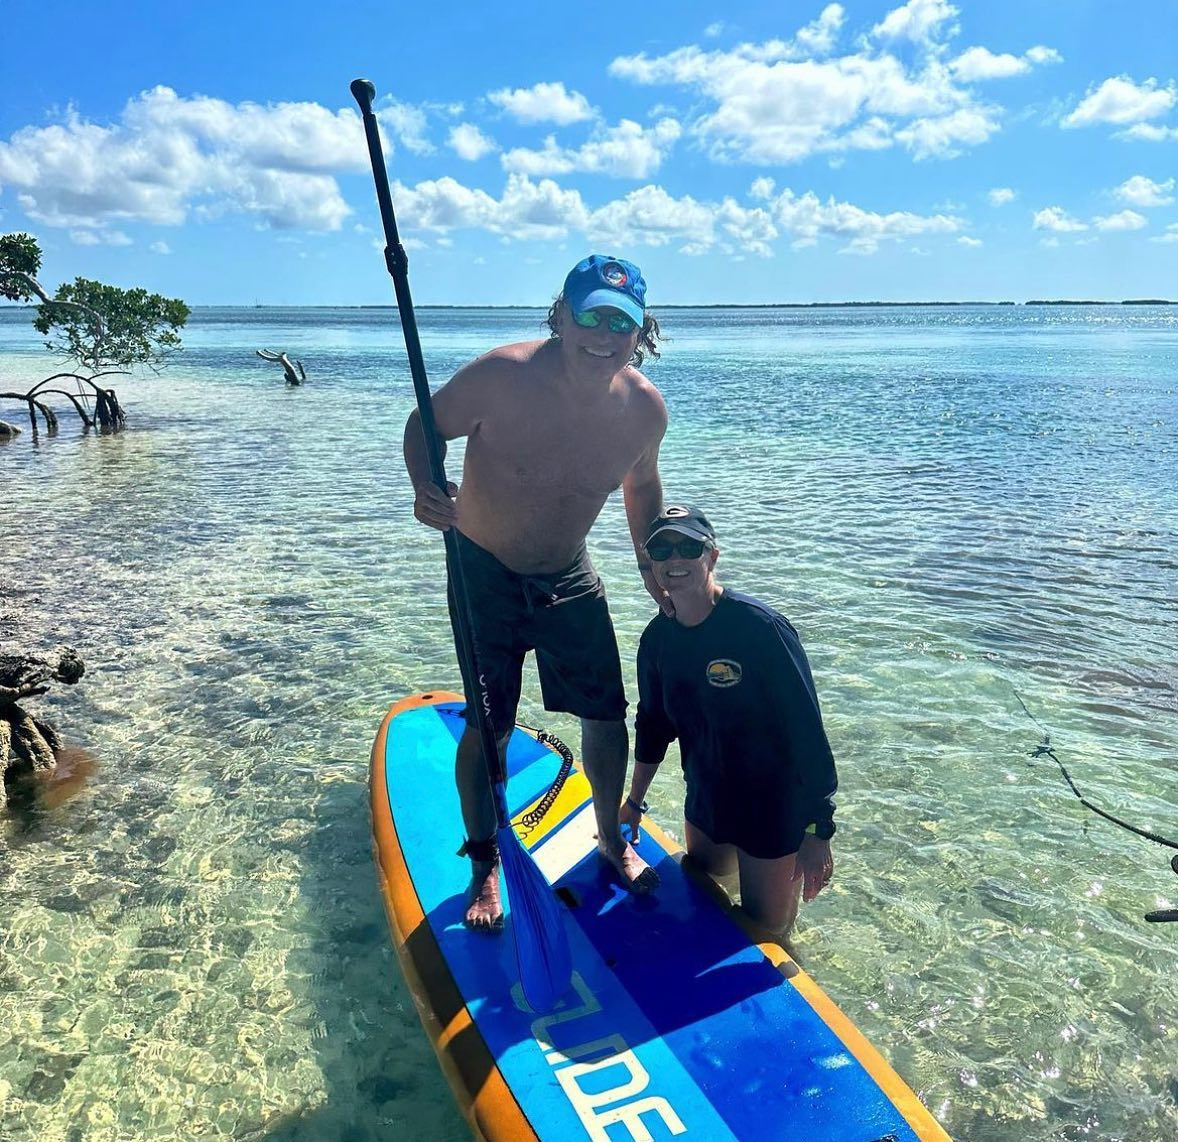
[446,530,627,732]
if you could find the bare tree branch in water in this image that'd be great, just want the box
[256,349,307,385]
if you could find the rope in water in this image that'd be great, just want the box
[1014,689,1177,923]
[1014,689,1177,851]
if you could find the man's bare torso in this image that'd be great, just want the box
[451,339,662,573]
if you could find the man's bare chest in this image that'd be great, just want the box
[476,406,643,497]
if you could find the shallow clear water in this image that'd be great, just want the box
[1,304,1176,1141]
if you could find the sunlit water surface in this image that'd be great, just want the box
[2,304,1176,1141]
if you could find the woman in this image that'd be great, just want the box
[622,505,838,940]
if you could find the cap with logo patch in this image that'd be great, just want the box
[563,255,646,326]
[645,504,715,545]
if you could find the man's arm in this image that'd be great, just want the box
[621,389,670,612]
[402,358,492,531]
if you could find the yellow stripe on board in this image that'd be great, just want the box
[511,767,593,848]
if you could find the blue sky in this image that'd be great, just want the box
[2,0,1176,305]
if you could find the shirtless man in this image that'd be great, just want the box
[404,254,668,930]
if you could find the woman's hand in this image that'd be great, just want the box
[619,797,644,844]
[794,835,834,902]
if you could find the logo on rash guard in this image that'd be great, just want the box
[706,660,742,688]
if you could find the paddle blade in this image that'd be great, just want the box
[498,822,572,1011]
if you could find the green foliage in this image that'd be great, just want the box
[0,232,43,301]
[33,277,191,370]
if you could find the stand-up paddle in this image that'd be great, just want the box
[350,76,571,1012]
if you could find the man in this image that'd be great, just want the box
[622,505,838,944]
[404,254,668,931]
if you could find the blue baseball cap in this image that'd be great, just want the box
[563,255,647,326]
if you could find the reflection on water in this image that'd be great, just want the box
[1,305,1176,1141]
[4,747,99,822]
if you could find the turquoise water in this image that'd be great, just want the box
[1,304,1176,1141]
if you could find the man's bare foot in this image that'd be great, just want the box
[465,860,504,932]
[598,840,660,894]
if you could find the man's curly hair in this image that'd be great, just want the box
[544,295,666,368]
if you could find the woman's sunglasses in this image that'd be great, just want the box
[571,308,639,335]
[645,536,712,561]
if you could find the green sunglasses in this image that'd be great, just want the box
[571,308,639,334]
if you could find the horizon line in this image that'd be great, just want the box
[2,299,1175,311]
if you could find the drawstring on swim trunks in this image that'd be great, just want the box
[520,576,558,619]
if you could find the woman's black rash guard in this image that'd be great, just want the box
[634,589,838,860]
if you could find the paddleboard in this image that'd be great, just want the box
[370,691,951,1141]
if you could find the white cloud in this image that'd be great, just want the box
[949,45,1059,82]
[988,187,1016,206]
[589,184,728,250]
[1114,175,1175,207]
[150,241,171,254]
[1032,206,1087,232]
[796,4,846,56]
[377,99,434,155]
[870,0,960,47]
[501,119,681,179]
[392,172,591,240]
[1026,46,1063,66]
[487,82,594,125]
[949,48,1028,81]
[448,123,496,161]
[1063,76,1177,128]
[766,187,960,253]
[1119,123,1178,142]
[0,86,365,232]
[1150,223,1178,243]
[383,171,958,257]
[69,228,132,246]
[704,22,726,39]
[895,106,1000,159]
[957,235,982,246]
[1093,209,1147,231]
[610,14,1055,164]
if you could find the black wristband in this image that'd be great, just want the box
[625,796,649,814]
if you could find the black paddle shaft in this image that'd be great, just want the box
[351,78,506,793]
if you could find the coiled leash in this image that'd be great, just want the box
[514,728,575,841]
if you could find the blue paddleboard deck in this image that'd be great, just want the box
[371,692,950,1141]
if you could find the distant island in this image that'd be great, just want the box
[1025,298,1176,306]
[354,299,1176,310]
[5,298,1175,311]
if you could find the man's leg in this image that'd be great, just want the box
[581,717,659,893]
[456,724,510,931]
